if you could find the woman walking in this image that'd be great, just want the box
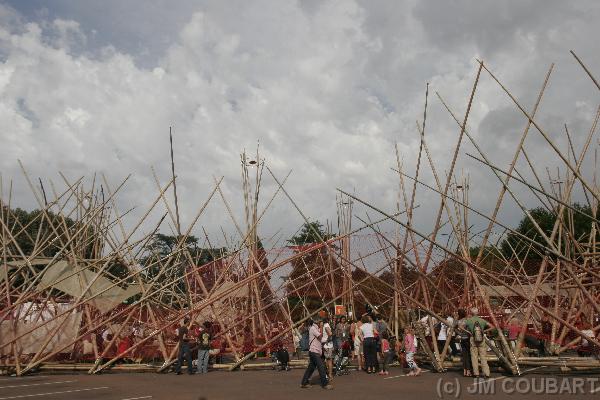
[404,326,421,376]
[360,314,378,374]
[351,319,363,371]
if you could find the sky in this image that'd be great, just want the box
[0,0,599,251]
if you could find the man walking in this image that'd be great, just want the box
[466,308,490,378]
[175,317,193,375]
[301,318,333,390]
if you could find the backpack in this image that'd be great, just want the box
[200,332,210,347]
[300,330,309,351]
[472,321,484,344]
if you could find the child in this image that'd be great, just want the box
[404,327,422,376]
[379,333,394,375]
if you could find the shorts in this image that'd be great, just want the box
[354,340,363,356]
[323,346,334,359]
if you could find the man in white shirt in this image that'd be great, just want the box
[301,318,332,390]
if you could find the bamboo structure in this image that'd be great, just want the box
[2,51,600,376]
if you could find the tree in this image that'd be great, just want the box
[1,206,89,258]
[140,233,228,303]
[500,203,598,260]
[287,221,334,245]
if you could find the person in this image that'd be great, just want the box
[301,318,333,390]
[419,313,433,349]
[404,326,421,376]
[375,315,389,337]
[299,324,309,354]
[270,328,290,371]
[175,318,193,375]
[116,333,133,364]
[457,308,472,377]
[351,319,364,370]
[321,317,334,381]
[334,316,349,353]
[360,314,378,374]
[466,308,490,378]
[379,333,395,375]
[374,315,388,370]
[293,327,302,359]
[505,318,522,351]
[437,314,457,358]
[242,327,254,356]
[196,321,211,374]
[577,324,596,357]
[540,314,552,356]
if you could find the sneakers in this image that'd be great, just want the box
[301,383,333,390]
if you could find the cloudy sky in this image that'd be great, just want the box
[0,0,599,250]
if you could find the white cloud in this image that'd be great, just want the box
[0,1,599,251]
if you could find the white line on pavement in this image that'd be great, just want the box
[0,377,50,382]
[0,381,75,389]
[384,370,430,379]
[0,386,109,399]
[121,396,153,400]
[470,366,546,387]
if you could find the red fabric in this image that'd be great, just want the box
[381,338,390,352]
[117,337,133,356]
[507,324,522,340]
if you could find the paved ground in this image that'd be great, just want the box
[0,367,598,399]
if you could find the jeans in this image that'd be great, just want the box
[438,339,459,356]
[197,349,210,373]
[382,351,395,372]
[333,337,342,352]
[460,338,472,372]
[301,351,328,387]
[176,342,193,374]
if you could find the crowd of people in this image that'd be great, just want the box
[299,306,516,389]
[172,306,600,387]
[300,312,423,390]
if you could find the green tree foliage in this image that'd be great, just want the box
[500,203,597,260]
[141,233,228,302]
[1,206,82,257]
[143,233,227,265]
[287,221,334,245]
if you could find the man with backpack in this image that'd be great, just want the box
[466,308,490,378]
[301,318,333,390]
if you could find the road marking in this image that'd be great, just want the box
[121,397,153,400]
[0,386,108,399]
[0,377,50,382]
[470,366,546,387]
[384,370,430,379]
[0,381,75,389]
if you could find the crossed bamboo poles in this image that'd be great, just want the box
[2,50,600,376]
